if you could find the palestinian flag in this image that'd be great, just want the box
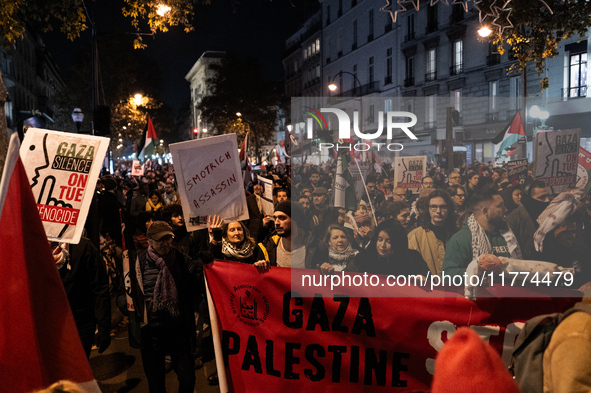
[137,115,158,160]
[493,111,525,158]
[0,133,100,392]
[334,149,357,211]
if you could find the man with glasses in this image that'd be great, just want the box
[422,176,434,189]
[393,186,408,202]
[408,190,458,276]
[448,172,462,186]
[448,185,467,214]
[132,221,203,393]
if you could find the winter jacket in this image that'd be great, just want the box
[130,194,148,218]
[60,237,111,337]
[346,248,428,277]
[131,247,202,330]
[441,221,512,278]
[257,232,319,269]
[506,204,539,260]
[408,226,445,276]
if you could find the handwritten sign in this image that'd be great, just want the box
[507,159,528,186]
[170,134,248,231]
[131,160,144,177]
[534,128,580,194]
[394,156,427,194]
[257,175,274,216]
[577,146,591,193]
[19,128,109,244]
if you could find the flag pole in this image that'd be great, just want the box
[205,275,229,392]
[353,157,377,225]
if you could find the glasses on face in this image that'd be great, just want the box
[454,194,466,198]
[429,205,448,212]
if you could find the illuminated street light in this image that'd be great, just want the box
[236,112,242,117]
[133,94,143,106]
[203,128,208,133]
[539,111,550,121]
[478,26,492,37]
[287,124,293,132]
[328,83,337,91]
[529,105,541,118]
[156,4,171,16]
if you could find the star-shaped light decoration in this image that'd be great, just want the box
[492,4,513,36]
[452,0,470,12]
[430,0,449,5]
[379,0,408,23]
[400,0,420,12]
[474,0,499,23]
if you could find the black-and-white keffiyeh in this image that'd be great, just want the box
[329,243,359,263]
[467,214,522,260]
[222,238,255,260]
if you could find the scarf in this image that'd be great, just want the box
[328,243,359,264]
[354,212,371,225]
[221,238,255,260]
[147,245,179,317]
[467,214,522,260]
[147,199,162,211]
[534,189,583,252]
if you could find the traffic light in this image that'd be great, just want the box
[193,128,199,135]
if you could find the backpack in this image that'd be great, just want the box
[510,302,591,393]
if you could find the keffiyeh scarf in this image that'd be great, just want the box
[147,246,179,317]
[467,214,522,260]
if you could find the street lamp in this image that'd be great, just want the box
[156,4,171,16]
[287,124,293,132]
[71,108,84,133]
[478,26,492,37]
[202,128,207,133]
[133,94,143,106]
[236,112,242,117]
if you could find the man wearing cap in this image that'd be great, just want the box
[130,221,203,393]
[255,202,319,270]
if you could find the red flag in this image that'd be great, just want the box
[239,134,248,161]
[0,134,100,392]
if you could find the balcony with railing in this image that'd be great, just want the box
[334,81,380,97]
[425,71,437,82]
[404,77,415,87]
[562,86,588,99]
[449,63,463,76]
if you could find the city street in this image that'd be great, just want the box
[89,321,220,393]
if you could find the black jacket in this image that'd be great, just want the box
[506,204,540,260]
[346,248,429,277]
[60,237,111,336]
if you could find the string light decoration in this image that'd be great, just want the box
[430,0,449,6]
[380,0,407,23]
[399,0,420,12]
[452,0,471,12]
[492,2,513,36]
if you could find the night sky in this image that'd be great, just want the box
[45,0,317,112]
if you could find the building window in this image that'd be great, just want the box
[487,43,500,66]
[426,48,437,81]
[451,39,463,75]
[407,14,415,41]
[568,52,587,98]
[369,56,374,83]
[338,0,343,16]
[427,4,438,33]
[385,48,393,85]
[337,28,343,57]
[353,64,358,91]
[405,56,414,86]
[339,70,343,92]
[385,99,393,113]
[316,65,320,78]
[450,89,461,112]
[316,38,320,53]
[326,37,331,63]
[369,104,375,123]
[368,9,374,41]
[353,20,358,49]
[489,81,499,120]
[426,94,437,129]
[326,5,331,25]
[509,76,522,110]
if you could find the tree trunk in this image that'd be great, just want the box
[0,69,9,181]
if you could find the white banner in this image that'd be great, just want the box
[534,128,580,194]
[256,175,275,216]
[19,129,110,244]
[170,134,249,231]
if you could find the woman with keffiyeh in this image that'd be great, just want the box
[209,220,261,264]
[315,224,360,274]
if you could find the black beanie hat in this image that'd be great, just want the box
[274,201,291,217]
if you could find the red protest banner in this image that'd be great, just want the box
[205,261,579,392]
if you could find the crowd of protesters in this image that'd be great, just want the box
[50,156,591,393]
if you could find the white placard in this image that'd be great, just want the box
[19,128,110,244]
[256,175,274,216]
[393,156,427,194]
[131,160,144,176]
[170,134,248,231]
[534,128,580,194]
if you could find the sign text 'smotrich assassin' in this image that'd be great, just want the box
[222,292,411,387]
